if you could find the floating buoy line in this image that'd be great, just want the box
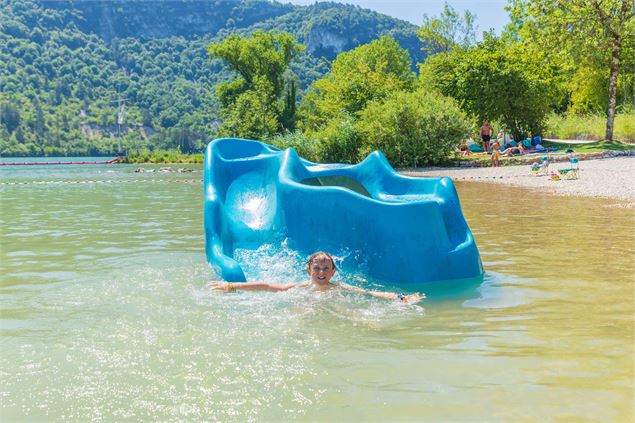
[1,174,568,186]
[402,174,512,181]
[0,179,203,186]
[453,176,508,180]
[0,157,123,166]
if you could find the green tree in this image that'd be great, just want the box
[280,79,297,131]
[216,76,281,139]
[416,2,477,56]
[300,36,415,131]
[208,30,304,138]
[511,0,634,140]
[421,36,554,139]
[0,103,21,133]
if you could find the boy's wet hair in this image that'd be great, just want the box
[306,251,336,270]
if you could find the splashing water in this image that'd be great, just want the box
[232,242,415,294]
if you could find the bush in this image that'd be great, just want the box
[313,114,361,164]
[126,149,153,163]
[268,130,319,162]
[355,89,472,167]
[299,36,415,132]
[124,149,203,163]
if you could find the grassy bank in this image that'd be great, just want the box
[123,149,204,164]
[544,111,635,142]
[540,140,635,153]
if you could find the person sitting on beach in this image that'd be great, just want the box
[209,251,424,304]
[496,130,504,145]
[502,141,525,156]
[458,143,473,156]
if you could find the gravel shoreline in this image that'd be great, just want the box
[401,156,635,207]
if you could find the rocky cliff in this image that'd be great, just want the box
[40,0,423,64]
[45,0,294,43]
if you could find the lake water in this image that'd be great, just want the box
[1,163,633,421]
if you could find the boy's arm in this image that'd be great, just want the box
[339,283,424,304]
[210,281,306,292]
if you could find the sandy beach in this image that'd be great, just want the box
[402,156,635,207]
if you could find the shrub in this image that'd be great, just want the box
[356,89,472,167]
[313,114,361,164]
[268,130,319,162]
[124,148,203,163]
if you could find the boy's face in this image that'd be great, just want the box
[307,257,336,286]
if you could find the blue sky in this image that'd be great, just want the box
[281,0,510,35]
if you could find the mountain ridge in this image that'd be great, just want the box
[0,0,425,156]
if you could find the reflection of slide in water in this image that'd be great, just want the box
[204,138,483,289]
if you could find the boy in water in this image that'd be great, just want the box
[210,251,423,304]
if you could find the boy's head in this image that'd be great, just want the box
[306,251,336,286]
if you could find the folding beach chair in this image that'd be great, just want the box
[530,156,549,176]
[558,158,580,180]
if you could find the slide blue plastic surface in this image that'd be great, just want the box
[204,138,483,288]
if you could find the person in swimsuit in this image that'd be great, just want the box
[502,141,525,156]
[491,139,501,167]
[480,120,493,152]
[210,251,424,304]
[458,143,473,156]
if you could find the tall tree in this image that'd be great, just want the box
[513,0,634,140]
[0,103,21,133]
[420,35,555,140]
[416,2,477,56]
[208,30,304,138]
[300,36,415,131]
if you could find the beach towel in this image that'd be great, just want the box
[527,145,560,154]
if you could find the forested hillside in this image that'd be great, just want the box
[0,0,423,156]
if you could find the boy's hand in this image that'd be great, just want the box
[209,281,235,292]
[402,293,424,304]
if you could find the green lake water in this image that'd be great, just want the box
[1,163,634,421]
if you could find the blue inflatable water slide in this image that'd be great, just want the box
[204,138,483,288]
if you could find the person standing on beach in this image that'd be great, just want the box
[491,139,501,167]
[480,120,493,152]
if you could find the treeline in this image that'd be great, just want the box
[0,0,422,157]
[0,0,221,156]
[209,2,634,167]
[1,0,632,161]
